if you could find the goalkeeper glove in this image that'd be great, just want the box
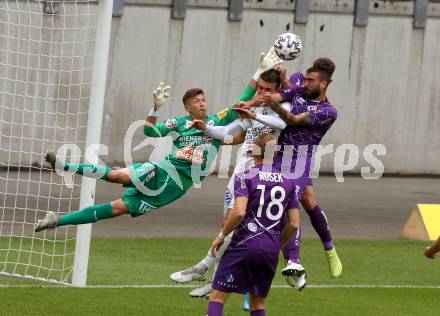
[253,46,284,82]
[148,82,170,117]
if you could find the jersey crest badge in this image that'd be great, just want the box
[164,118,177,129]
[247,222,258,233]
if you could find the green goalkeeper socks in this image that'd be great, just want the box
[59,203,113,226]
[235,84,256,103]
[64,163,112,181]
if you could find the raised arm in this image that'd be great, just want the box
[145,82,169,125]
[144,83,177,137]
[254,91,310,127]
[253,71,304,109]
[192,119,249,144]
[235,50,289,105]
[268,101,312,127]
[234,102,290,130]
[270,101,337,128]
[206,120,244,140]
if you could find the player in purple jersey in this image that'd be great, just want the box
[239,58,342,278]
[206,134,300,316]
[262,58,342,278]
[171,68,306,296]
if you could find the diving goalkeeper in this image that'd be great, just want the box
[34,82,256,232]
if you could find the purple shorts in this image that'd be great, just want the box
[212,247,278,298]
[273,154,313,200]
[296,173,313,199]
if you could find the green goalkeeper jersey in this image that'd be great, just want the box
[143,106,238,182]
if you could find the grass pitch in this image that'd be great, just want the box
[0,239,439,315]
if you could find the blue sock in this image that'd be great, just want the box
[243,293,249,311]
[207,301,223,316]
[251,309,266,316]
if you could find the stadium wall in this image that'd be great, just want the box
[2,0,440,175]
[101,0,440,174]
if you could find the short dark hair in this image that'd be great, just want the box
[182,88,204,105]
[309,57,335,81]
[260,69,281,86]
[313,57,335,77]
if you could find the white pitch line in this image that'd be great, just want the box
[0,284,440,289]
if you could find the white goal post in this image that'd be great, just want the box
[0,0,112,287]
[72,0,112,287]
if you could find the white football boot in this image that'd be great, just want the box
[170,264,208,283]
[189,281,212,298]
[34,211,60,232]
[281,261,307,291]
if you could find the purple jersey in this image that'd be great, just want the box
[276,75,337,185]
[229,164,300,255]
[278,86,338,156]
[288,72,305,92]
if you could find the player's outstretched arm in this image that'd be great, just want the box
[273,107,311,127]
[271,100,337,128]
[280,208,300,249]
[234,107,288,130]
[192,119,247,144]
[277,65,292,89]
[232,66,259,105]
[210,196,248,257]
[259,94,311,127]
[235,81,257,103]
[144,82,173,137]
[232,48,287,105]
[256,47,284,78]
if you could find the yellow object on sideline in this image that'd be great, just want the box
[400,204,440,241]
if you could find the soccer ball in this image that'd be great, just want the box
[273,33,302,61]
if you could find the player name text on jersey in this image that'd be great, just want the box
[258,171,284,183]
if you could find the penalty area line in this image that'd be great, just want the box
[0,284,439,289]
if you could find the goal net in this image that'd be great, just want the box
[0,0,110,285]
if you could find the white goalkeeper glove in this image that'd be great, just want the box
[252,46,284,82]
[149,82,170,117]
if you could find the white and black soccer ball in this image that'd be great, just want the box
[273,33,302,61]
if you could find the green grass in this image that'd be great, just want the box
[0,236,75,282]
[1,239,439,315]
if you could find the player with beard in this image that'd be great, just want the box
[254,58,342,278]
[170,69,308,303]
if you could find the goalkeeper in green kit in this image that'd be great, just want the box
[34,81,257,232]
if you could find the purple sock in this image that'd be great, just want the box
[207,301,223,316]
[282,227,301,263]
[307,205,334,250]
[251,309,266,316]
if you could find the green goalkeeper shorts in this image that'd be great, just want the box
[121,162,193,217]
